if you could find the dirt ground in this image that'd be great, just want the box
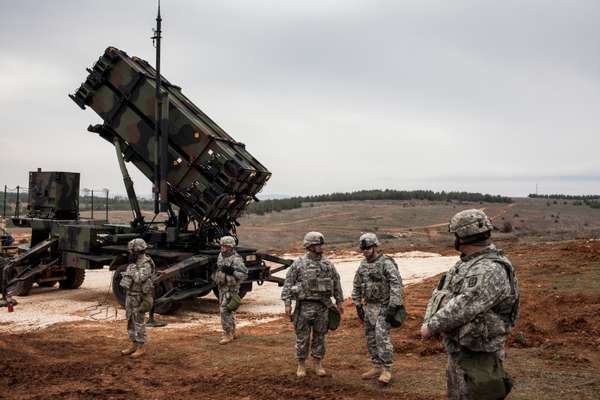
[1,237,600,399]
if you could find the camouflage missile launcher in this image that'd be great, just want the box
[70,47,271,233]
[1,45,291,314]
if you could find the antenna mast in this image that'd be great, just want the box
[152,1,168,214]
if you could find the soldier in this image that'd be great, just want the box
[212,235,248,345]
[421,209,520,400]
[281,232,344,378]
[120,238,155,358]
[351,233,404,385]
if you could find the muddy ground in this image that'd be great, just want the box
[1,238,599,399]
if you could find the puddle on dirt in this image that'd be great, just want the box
[0,252,458,333]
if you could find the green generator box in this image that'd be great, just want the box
[28,169,80,220]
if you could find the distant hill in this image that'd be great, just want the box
[246,189,512,215]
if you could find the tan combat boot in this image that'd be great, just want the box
[378,367,392,384]
[130,345,145,359]
[219,333,234,345]
[121,343,137,356]
[314,359,327,377]
[296,360,307,378]
[361,365,381,380]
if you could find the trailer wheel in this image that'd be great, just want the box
[154,281,181,315]
[59,268,85,289]
[6,266,34,296]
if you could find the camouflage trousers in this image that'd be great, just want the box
[364,303,394,368]
[219,287,238,335]
[126,293,146,344]
[293,301,328,360]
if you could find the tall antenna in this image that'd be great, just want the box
[152,0,164,214]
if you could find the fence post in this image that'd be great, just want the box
[105,190,109,222]
[91,189,94,219]
[15,185,20,218]
[3,185,6,218]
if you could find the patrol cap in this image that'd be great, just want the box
[449,209,493,238]
[359,233,379,249]
[128,238,147,253]
[303,231,325,248]
[219,236,237,247]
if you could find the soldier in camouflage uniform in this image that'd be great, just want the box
[352,233,404,384]
[281,232,344,378]
[421,209,520,400]
[212,236,248,345]
[120,238,155,358]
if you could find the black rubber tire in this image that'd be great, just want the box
[59,268,85,289]
[153,280,181,315]
[8,277,34,296]
[37,281,57,288]
[6,265,34,296]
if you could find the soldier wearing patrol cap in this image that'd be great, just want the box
[120,238,155,358]
[212,235,248,345]
[421,209,520,400]
[351,233,404,385]
[281,232,344,378]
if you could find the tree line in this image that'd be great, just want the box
[246,189,513,215]
[528,193,600,209]
[528,194,600,200]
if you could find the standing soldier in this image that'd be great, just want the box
[281,232,344,378]
[120,238,155,358]
[212,235,248,345]
[421,209,520,400]
[352,233,404,385]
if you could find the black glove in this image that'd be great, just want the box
[221,265,235,275]
[356,304,365,321]
[385,305,399,324]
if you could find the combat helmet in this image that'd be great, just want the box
[219,236,237,247]
[303,231,325,248]
[128,238,148,254]
[449,209,493,238]
[359,233,380,249]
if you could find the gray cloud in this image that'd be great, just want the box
[1,0,599,198]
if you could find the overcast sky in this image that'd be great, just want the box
[1,0,599,198]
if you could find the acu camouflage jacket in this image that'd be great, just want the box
[351,253,404,307]
[425,245,520,353]
[281,254,344,306]
[213,251,248,291]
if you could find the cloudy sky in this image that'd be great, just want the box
[1,0,599,198]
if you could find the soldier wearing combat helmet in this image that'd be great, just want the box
[281,232,344,378]
[352,233,404,384]
[212,235,248,345]
[120,238,155,358]
[421,209,520,400]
